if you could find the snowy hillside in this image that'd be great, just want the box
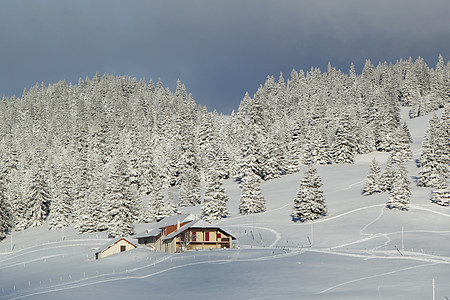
[0,109,449,299]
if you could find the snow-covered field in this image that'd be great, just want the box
[0,110,449,299]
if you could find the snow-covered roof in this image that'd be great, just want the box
[163,219,236,241]
[134,228,161,239]
[156,213,196,228]
[135,213,197,239]
[96,237,137,254]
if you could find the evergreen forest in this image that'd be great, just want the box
[0,56,449,239]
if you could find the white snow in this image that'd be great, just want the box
[0,108,449,299]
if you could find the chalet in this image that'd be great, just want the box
[95,237,137,259]
[136,214,235,253]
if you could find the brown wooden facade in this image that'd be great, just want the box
[166,227,234,253]
[136,217,235,253]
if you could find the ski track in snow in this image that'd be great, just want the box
[317,262,438,295]
[0,254,65,271]
[216,203,292,225]
[5,168,450,298]
[0,240,107,263]
[341,179,365,190]
[6,250,301,300]
[224,224,281,248]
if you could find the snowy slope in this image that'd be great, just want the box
[0,109,449,299]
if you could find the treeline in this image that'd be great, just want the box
[0,55,449,239]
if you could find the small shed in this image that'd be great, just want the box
[95,237,137,259]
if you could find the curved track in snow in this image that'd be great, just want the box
[7,249,302,300]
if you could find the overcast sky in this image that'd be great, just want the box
[1,0,449,114]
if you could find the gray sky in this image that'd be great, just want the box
[1,0,449,114]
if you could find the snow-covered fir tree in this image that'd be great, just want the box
[386,163,410,211]
[0,56,448,232]
[390,125,412,163]
[0,174,12,240]
[362,159,383,195]
[104,153,142,237]
[417,114,448,187]
[239,170,265,215]
[146,178,172,222]
[292,166,327,222]
[332,114,356,164]
[403,121,413,143]
[430,176,450,206]
[77,181,108,234]
[201,168,229,222]
[178,167,201,207]
[48,149,74,230]
[15,152,51,230]
[381,156,396,192]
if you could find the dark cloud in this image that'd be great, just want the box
[1,0,449,113]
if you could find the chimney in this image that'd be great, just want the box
[177,219,180,230]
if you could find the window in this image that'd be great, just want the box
[217,233,221,239]
[120,245,126,252]
[192,232,196,242]
[205,232,210,241]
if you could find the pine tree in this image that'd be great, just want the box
[386,163,410,211]
[201,168,229,222]
[0,175,12,240]
[16,153,51,230]
[239,170,265,215]
[332,114,356,164]
[178,167,201,207]
[48,149,73,230]
[362,159,383,195]
[78,181,107,233]
[105,155,141,237]
[390,125,412,163]
[292,166,327,222]
[146,178,169,222]
[382,156,396,192]
[162,194,178,217]
[403,121,413,143]
[418,115,448,187]
[430,176,450,206]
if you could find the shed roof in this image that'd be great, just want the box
[96,237,137,254]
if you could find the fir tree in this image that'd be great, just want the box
[382,156,395,192]
[147,178,170,222]
[292,166,327,222]
[48,149,73,230]
[0,175,12,240]
[16,154,51,230]
[178,167,201,207]
[239,171,265,215]
[362,159,383,195]
[418,115,448,187]
[390,125,412,163]
[162,194,178,217]
[430,176,450,206]
[332,114,356,164]
[403,121,413,143]
[105,155,141,237]
[386,163,410,211]
[78,182,107,233]
[201,168,229,222]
